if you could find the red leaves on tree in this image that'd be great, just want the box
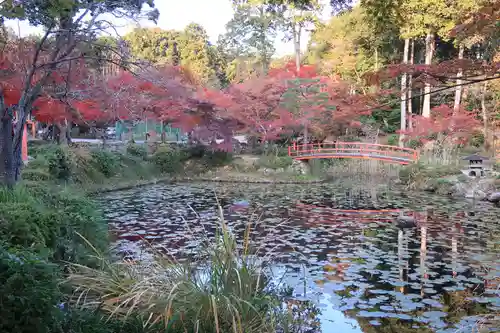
[399,104,481,144]
[201,61,374,141]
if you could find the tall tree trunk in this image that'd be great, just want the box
[407,39,414,129]
[56,119,70,145]
[1,114,15,187]
[399,38,410,147]
[293,24,301,73]
[160,120,166,143]
[481,80,489,149]
[453,44,465,113]
[422,32,435,118]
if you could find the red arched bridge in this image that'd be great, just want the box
[288,142,419,164]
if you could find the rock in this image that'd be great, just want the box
[487,192,500,203]
[465,190,487,200]
[396,216,417,228]
[288,159,310,175]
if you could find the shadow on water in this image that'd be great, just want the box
[101,182,500,333]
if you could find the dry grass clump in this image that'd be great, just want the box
[65,209,303,333]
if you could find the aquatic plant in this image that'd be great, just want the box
[66,208,303,333]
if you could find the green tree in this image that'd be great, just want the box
[218,2,278,76]
[123,27,181,65]
[178,23,220,87]
[308,6,400,91]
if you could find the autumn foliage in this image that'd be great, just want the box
[399,104,481,144]
[0,38,415,148]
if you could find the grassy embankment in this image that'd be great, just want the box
[398,148,500,195]
[0,141,318,333]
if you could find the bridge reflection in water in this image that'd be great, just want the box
[292,202,498,295]
[290,202,498,331]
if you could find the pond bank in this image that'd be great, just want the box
[90,175,326,194]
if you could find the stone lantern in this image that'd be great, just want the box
[462,154,489,177]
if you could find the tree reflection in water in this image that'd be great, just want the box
[102,183,500,333]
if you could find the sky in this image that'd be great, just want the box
[5,0,330,57]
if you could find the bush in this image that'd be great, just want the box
[90,150,121,177]
[126,144,148,160]
[184,144,206,159]
[46,146,74,180]
[256,155,293,170]
[0,247,62,333]
[399,163,461,187]
[387,134,398,146]
[151,145,185,174]
[202,149,233,167]
[59,310,161,333]
[470,131,485,147]
[0,185,108,265]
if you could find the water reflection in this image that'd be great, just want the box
[101,183,500,332]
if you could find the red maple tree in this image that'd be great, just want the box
[206,62,375,143]
[399,104,481,146]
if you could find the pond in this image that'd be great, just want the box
[102,182,500,333]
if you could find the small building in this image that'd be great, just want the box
[114,120,187,142]
[462,154,489,177]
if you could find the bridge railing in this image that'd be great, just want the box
[288,142,418,163]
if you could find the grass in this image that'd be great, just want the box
[22,142,236,193]
[65,208,313,333]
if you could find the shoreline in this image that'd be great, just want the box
[90,176,327,194]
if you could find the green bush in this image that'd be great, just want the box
[256,155,293,170]
[183,144,206,159]
[47,146,74,180]
[60,310,162,333]
[387,134,398,146]
[202,149,233,167]
[0,248,62,333]
[90,150,121,177]
[126,144,148,160]
[151,145,184,174]
[0,185,108,265]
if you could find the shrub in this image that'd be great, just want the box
[46,146,74,180]
[60,310,160,333]
[126,144,148,160]
[184,144,206,159]
[151,145,184,174]
[399,163,461,187]
[387,134,398,146]
[90,150,121,177]
[256,155,293,170]
[202,149,233,167]
[0,185,108,265]
[0,247,62,333]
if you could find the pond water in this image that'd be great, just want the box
[102,182,500,333]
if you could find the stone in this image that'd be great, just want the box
[288,159,310,175]
[487,192,500,203]
[396,216,417,228]
[465,190,486,201]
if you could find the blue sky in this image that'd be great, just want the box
[5,0,326,56]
